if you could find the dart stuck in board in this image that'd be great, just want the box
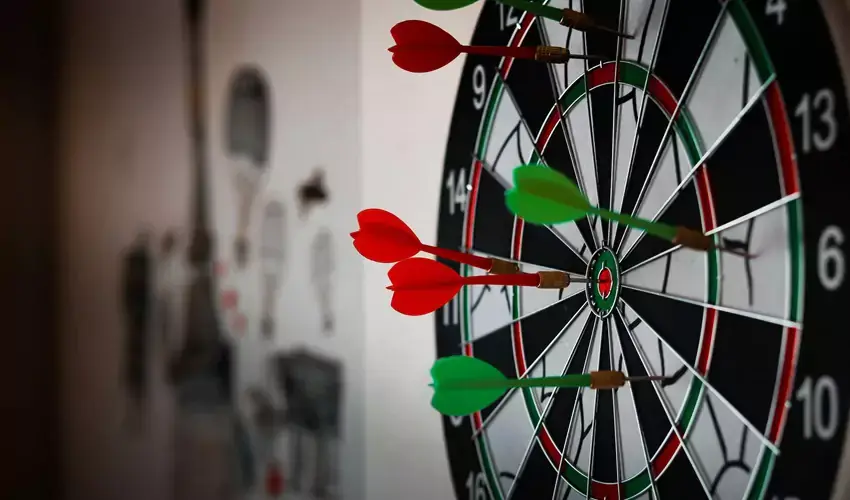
[389,20,601,74]
[430,356,668,416]
[412,0,633,39]
[506,164,755,257]
[386,258,576,316]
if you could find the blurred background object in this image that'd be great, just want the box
[226,65,271,269]
[4,0,475,497]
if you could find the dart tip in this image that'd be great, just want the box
[388,45,398,53]
[350,231,359,239]
[386,285,396,291]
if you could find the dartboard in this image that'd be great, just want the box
[432,0,850,498]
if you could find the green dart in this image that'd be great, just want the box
[413,0,633,39]
[429,355,665,416]
[505,164,752,256]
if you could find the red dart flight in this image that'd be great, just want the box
[351,208,518,273]
[389,19,540,73]
[386,257,570,316]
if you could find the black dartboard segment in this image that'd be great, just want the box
[432,0,850,499]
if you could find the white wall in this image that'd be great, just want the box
[60,0,363,499]
[360,1,478,499]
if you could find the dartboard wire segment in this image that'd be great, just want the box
[493,70,601,252]
[469,300,589,438]
[606,0,628,245]
[535,13,596,253]
[616,72,778,264]
[614,0,672,244]
[612,0,729,258]
[507,315,599,500]
[375,0,850,498]
[475,154,591,263]
[609,316,660,500]
[619,191,800,280]
[616,309,716,498]
[621,304,782,456]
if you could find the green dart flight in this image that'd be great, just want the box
[429,355,665,416]
[505,164,725,254]
[413,0,633,38]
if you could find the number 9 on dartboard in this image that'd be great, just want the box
[360,0,850,498]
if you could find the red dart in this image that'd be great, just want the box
[388,20,596,74]
[351,208,519,274]
[386,257,572,316]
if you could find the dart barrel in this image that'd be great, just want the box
[672,226,713,251]
[534,46,572,64]
[489,258,520,275]
[537,271,570,289]
[559,9,595,30]
[589,371,627,390]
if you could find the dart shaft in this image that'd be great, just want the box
[593,207,678,241]
[421,243,493,270]
[462,273,541,287]
[440,374,593,390]
[627,375,668,383]
[462,271,569,288]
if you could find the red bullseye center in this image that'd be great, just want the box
[597,267,613,298]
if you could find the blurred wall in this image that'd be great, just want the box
[0,1,60,499]
[60,0,363,499]
[360,2,478,500]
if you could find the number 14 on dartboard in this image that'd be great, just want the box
[445,168,469,217]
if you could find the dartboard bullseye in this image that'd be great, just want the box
[354,0,850,498]
[586,247,620,318]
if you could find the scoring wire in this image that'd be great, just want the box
[504,315,599,500]
[469,301,589,440]
[614,0,731,257]
[617,73,776,263]
[475,155,589,264]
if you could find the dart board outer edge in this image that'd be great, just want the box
[825,0,850,495]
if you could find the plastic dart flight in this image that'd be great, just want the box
[351,208,519,274]
[386,257,576,316]
[389,20,600,73]
[413,0,633,39]
[506,164,754,257]
[429,356,667,416]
